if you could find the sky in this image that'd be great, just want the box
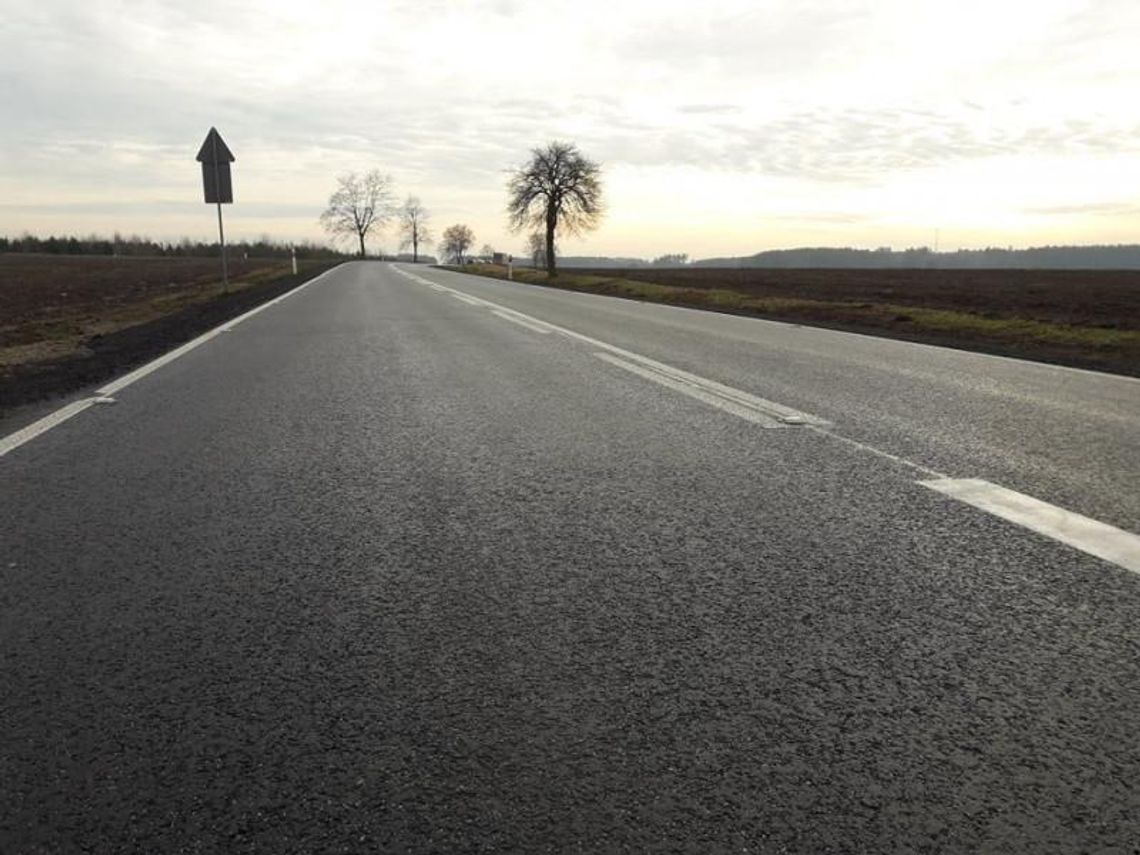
[1,0,1138,259]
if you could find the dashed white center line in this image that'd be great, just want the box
[921,479,1140,574]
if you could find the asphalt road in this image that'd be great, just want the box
[3,261,1138,853]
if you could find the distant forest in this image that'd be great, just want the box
[692,245,1140,270]
[559,244,1140,270]
[6,233,1140,270]
[0,233,348,260]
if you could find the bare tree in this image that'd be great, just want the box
[320,170,395,258]
[526,232,547,269]
[507,141,603,276]
[480,243,495,260]
[441,224,475,265]
[398,196,432,263]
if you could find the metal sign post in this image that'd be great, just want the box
[196,128,235,292]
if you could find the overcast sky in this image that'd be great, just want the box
[2,0,1138,259]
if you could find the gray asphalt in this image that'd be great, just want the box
[2,261,1138,853]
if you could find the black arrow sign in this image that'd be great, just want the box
[196,127,235,290]
[197,127,234,204]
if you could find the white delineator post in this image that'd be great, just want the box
[291,245,298,275]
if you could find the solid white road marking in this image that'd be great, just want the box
[595,352,786,428]
[396,265,1140,573]
[595,348,827,427]
[391,266,826,428]
[807,426,947,480]
[97,327,227,397]
[0,399,96,459]
[98,266,336,396]
[920,478,1140,574]
[452,293,485,306]
[492,310,553,334]
[1,265,341,458]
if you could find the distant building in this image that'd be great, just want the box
[492,252,511,265]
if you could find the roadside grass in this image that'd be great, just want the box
[449,264,1140,374]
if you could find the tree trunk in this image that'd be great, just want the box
[545,208,557,277]
[358,231,366,258]
[413,234,418,263]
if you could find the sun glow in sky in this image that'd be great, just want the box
[2,0,1138,259]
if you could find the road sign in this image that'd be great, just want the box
[197,127,235,204]
[196,127,235,290]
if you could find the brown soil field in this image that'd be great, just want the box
[584,267,1140,330]
[1,254,340,413]
[463,265,1140,376]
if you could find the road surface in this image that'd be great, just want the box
[3,261,1138,852]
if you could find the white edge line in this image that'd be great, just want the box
[0,399,96,459]
[393,266,1139,566]
[389,265,826,427]
[451,293,485,306]
[920,478,1140,574]
[97,265,339,395]
[808,425,947,479]
[1,264,344,458]
[594,352,785,428]
[404,263,1140,386]
[491,310,553,334]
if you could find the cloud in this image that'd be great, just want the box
[677,104,742,115]
[3,0,1140,253]
[579,106,1140,183]
[623,1,868,78]
[1026,201,1140,217]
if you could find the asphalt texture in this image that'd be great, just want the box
[2,261,1138,853]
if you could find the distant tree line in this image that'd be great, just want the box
[692,244,1140,270]
[0,232,348,260]
[521,244,1140,271]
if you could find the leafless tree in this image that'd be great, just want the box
[398,196,432,263]
[441,224,475,265]
[507,141,603,276]
[526,232,547,269]
[480,243,495,260]
[320,170,395,258]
